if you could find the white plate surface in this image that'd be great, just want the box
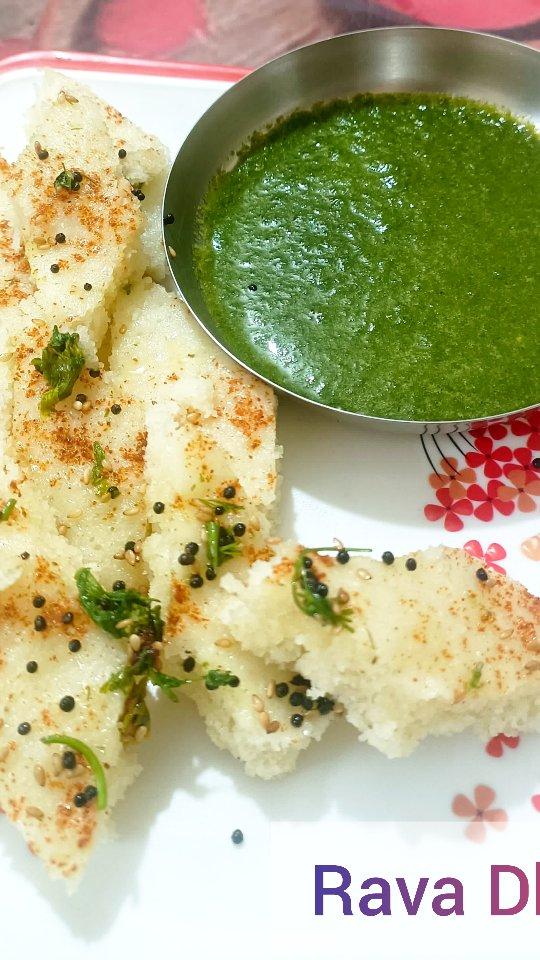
[0,64,538,960]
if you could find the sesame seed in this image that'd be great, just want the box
[20,551,30,560]
[116,617,134,630]
[356,568,372,581]
[82,466,92,484]
[129,634,142,652]
[33,765,46,786]
[258,710,270,730]
[266,720,280,734]
[123,505,141,516]
[82,401,91,413]
[125,548,137,565]
[18,722,31,735]
[26,661,38,674]
[59,695,75,712]
[337,589,350,605]
[57,524,68,536]
[168,245,177,258]
[68,639,81,653]
[135,725,148,742]
[252,694,264,712]
[73,400,83,411]
[215,637,232,648]
[26,806,44,820]
[266,680,276,698]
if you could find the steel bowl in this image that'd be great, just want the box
[163,27,539,434]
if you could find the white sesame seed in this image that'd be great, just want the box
[134,541,143,555]
[168,245,177,258]
[26,806,44,820]
[258,710,270,730]
[123,505,140,516]
[114,550,125,560]
[337,589,350,605]
[33,764,46,786]
[119,324,127,335]
[252,694,264,712]
[266,680,275,699]
[125,549,137,566]
[57,524,68,536]
[82,466,92,484]
[116,618,133,630]
[356,568,372,581]
[73,400,83,411]
[266,720,280,734]
[129,634,142,652]
[82,401,92,413]
[215,637,232,649]
[135,725,148,742]
[52,752,62,776]
[67,509,82,519]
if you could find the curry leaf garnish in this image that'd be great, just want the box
[75,568,163,642]
[90,442,109,497]
[54,167,81,191]
[204,519,242,570]
[32,326,85,415]
[292,547,371,632]
[41,734,107,810]
[0,498,16,522]
[199,497,243,514]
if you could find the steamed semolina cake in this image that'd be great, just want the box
[0,516,140,880]
[111,280,330,776]
[218,545,540,757]
[9,71,168,347]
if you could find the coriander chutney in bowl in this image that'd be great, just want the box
[164,28,540,432]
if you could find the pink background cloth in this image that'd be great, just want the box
[0,0,539,66]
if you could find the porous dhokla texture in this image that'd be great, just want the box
[9,71,168,346]
[9,309,149,590]
[218,545,540,758]
[0,161,33,499]
[110,280,328,777]
[0,520,140,880]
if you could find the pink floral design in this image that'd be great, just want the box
[466,481,515,522]
[486,733,519,757]
[428,457,477,499]
[466,437,513,479]
[424,488,473,532]
[497,469,540,513]
[452,785,508,842]
[463,540,507,574]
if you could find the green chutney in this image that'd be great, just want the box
[194,94,539,420]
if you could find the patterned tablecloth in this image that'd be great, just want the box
[0,0,539,67]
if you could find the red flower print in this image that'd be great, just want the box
[464,540,507,575]
[452,785,508,843]
[486,733,520,758]
[428,457,477,499]
[504,447,540,483]
[466,481,515,522]
[424,488,473,532]
[466,437,513,479]
[497,470,540,513]
[470,423,508,442]
[531,795,540,813]
[510,409,540,450]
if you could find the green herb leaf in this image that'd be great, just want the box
[204,519,242,570]
[54,168,81,191]
[0,498,16,522]
[199,497,243,514]
[291,547,371,632]
[147,667,186,702]
[204,668,239,691]
[75,568,163,642]
[468,663,484,690]
[41,734,107,810]
[90,442,110,497]
[32,325,85,415]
